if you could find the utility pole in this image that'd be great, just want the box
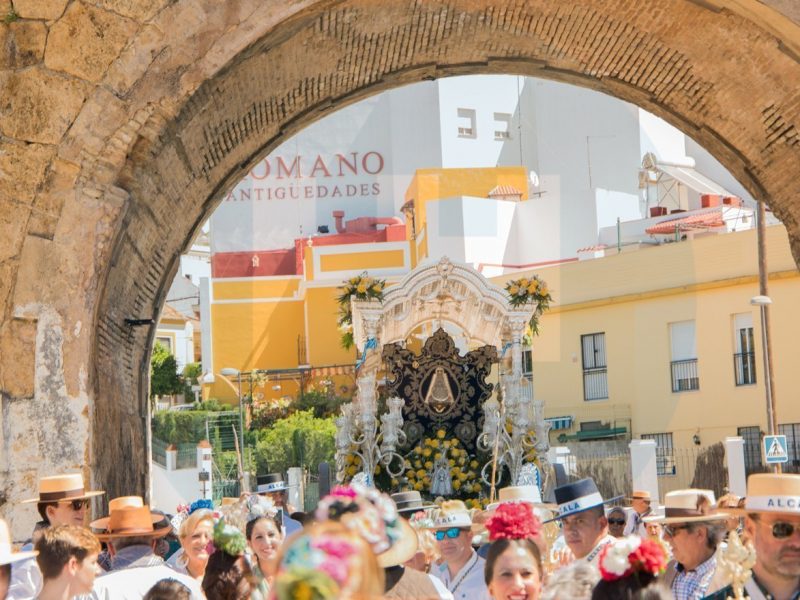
[756,201,780,473]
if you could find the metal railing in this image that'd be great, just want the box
[734,352,757,386]
[657,445,728,497]
[176,444,197,469]
[670,359,699,392]
[583,368,608,401]
[152,438,168,468]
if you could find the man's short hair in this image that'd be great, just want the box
[35,525,101,580]
[37,502,56,524]
[686,520,726,550]
[111,535,157,552]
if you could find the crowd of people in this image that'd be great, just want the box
[1,469,800,600]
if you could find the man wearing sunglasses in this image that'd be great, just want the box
[8,473,104,600]
[429,500,490,600]
[703,473,800,600]
[644,489,730,600]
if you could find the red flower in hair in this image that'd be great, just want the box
[485,502,541,541]
[630,539,668,576]
[598,537,667,582]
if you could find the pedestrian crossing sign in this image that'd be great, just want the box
[764,435,789,464]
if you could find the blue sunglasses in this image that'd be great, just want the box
[435,527,465,541]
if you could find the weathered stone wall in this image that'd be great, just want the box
[1,0,800,540]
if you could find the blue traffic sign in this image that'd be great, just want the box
[764,435,789,464]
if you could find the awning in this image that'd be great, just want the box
[645,208,726,235]
[564,426,628,441]
[656,163,733,196]
[545,416,573,431]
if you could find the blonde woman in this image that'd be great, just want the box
[172,509,215,581]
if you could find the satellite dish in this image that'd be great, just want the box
[529,170,540,188]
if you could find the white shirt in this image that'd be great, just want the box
[580,534,616,565]
[7,556,41,600]
[427,574,455,600]
[432,552,491,600]
[624,508,648,537]
[91,564,203,600]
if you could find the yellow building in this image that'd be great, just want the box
[503,224,800,472]
[204,166,531,403]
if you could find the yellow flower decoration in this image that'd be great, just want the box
[406,470,415,479]
[453,480,462,490]
[424,461,433,470]
[470,460,479,469]
[448,459,456,467]
[434,452,442,460]
[416,469,426,479]
[414,481,423,491]
[422,448,432,458]
[436,430,446,439]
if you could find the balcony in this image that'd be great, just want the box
[671,359,699,392]
[734,352,757,386]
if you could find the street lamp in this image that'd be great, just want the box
[750,295,779,473]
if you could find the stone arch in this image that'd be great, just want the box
[3,0,800,522]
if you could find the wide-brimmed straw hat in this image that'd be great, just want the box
[644,489,728,524]
[486,485,557,512]
[90,499,171,541]
[390,491,436,515]
[428,500,475,530]
[727,473,800,516]
[627,490,653,502]
[548,478,623,521]
[0,518,37,566]
[21,473,104,504]
[256,473,294,494]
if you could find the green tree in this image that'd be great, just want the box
[254,410,335,474]
[150,342,183,398]
[182,362,202,401]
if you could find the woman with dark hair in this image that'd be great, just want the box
[245,513,282,595]
[201,520,258,600]
[591,536,670,600]
[483,503,544,600]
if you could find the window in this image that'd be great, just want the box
[522,348,533,377]
[641,433,676,476]
[779,423,800,467]
[457,108,476,138]
[738,426,763,473]
[581,333,608,401]
[493,112,512,140]
[669,321,699,392]
[156,336,172,353]
[733,313,756,386]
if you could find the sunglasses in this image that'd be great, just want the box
[608,518,626,526]
[663,524,690,537]
[59,498,90,511]
[435,527,465,541]
[762,521,799,540]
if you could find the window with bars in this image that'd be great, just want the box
[641,432,676,476]
[522,348,533,377]
[670,321,699,392]
[733,313,756,386]
[738,426,763,473]
[779,423,800,467]
[581,333,608,401]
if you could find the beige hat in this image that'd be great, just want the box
[628,490,652,502]
[429,500,474,530]
[644,489,728,524]
[732,473,800,516]
[90,501,171,541]
[21,473,104,504]
[377,519,419,568]
[0,518,37,566]
[486,485,557,511]
[108,496,144,511]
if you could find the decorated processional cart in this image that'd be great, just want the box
[334,256,552,507]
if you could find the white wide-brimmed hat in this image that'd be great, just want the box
[644,489,728,524]
[0,519,37,566]
[429,500,474,530]
[729,473,800,516]
[486,485,557,511]
[21,473,104,504]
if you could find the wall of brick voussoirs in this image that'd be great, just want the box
[1,0,800,539]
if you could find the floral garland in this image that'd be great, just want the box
[598,536,667,582]
[211,518,248,557]
[403,430,483,506]
[336,272,385,349]
[485,502,542,541]
[504,274,552,338]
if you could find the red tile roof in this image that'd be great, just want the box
[645,210,726,235]
[488,184,523,198]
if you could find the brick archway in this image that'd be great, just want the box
[2,0,800,527]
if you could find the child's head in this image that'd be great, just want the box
[35,525,101,594]
[143,578,192,600]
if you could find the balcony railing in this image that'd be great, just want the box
[671,359,699,392]
[734,352,757,386]
[583,368,608,401]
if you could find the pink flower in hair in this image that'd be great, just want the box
[329,485,358,498]
[314,538,356,561]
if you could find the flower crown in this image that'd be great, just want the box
[171,498,218,532]
[315,484,400,554]
[485,502,542,541]
[211,518,247,557]
[273,533,360,600]
[598,536,668,582]
[218,493,279,534]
